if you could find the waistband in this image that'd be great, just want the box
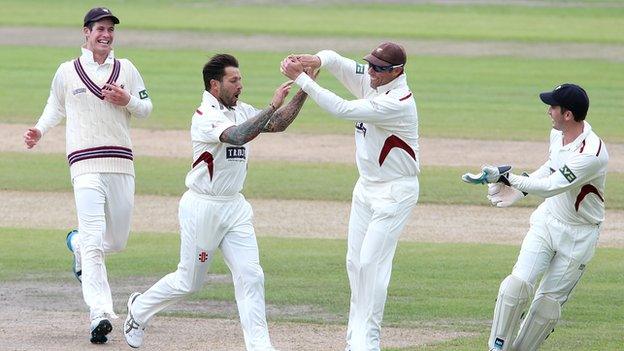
[187,189,241,202]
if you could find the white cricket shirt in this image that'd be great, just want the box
[185,91,260,196]
[509,121,608,225]
[294,50,419,183]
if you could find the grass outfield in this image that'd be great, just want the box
[2,47,624,141]
[2,1,624,44]
[0,227,622,350]
[3,152,624,209]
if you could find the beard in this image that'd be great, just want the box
[219,90,238,108]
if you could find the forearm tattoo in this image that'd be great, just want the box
[263,90,308,133]
[220,106,275,145]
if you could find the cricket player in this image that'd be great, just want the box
[123,54,309,350]
[22,7,152,343]
[462,83,608,350]
[280,42,419,351]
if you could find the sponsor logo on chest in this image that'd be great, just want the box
[226,146,246,160]
[73,87,87,95]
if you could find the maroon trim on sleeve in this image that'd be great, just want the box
[596,140,602,156]
[575,184,604,211]
[399,92,412,101]
[192,151,214,180]
[196,109,203,115]
[378,135,416,166]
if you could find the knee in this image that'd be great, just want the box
[346,256,359,272]
[498,274,534,303]
[239,263,265,288]
[175,273,204,294]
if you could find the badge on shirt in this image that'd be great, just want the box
[559,165,577,183]
[226,147,246,160]
[139,89,149,99]
[355,63,365,74]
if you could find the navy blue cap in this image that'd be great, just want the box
[539,83,589,120]
[84,7,119,27]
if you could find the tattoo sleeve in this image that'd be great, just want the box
[262,90,308,133]
[219,106,275,145]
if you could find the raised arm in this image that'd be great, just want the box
[220,81,293,145]
[262,88,308,133]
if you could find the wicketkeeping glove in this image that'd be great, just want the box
[462,165,512,185]
[487,183,525,207]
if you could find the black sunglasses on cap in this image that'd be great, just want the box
[369,63,404,72]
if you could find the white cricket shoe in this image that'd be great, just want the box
[124,292,145,348]
[90,314,113,344]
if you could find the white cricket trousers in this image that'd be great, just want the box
[346,177,419,351]
[512,203,600,304]
[131,190,273,351]
[73,173,134,320]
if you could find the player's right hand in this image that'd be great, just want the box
[270,80,294,110]
[487,183,525,207]
[23,127,42,149]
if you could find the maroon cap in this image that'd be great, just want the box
[363,42,406,67]
[84,7,120,27]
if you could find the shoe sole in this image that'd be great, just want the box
[90,319,113,344]
[65,230,82,283]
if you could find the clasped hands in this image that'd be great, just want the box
[280,54,320,80]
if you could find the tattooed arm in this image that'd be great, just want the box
[219,105,276,145]
[220,80,293,145]
[262,89,308,133]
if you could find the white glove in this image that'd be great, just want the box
[487,183,525,207]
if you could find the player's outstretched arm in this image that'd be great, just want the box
[220,81,293,145]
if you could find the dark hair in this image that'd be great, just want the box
[203,54,239,91]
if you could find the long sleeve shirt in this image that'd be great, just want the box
[294,50,419,183]
[509,121,608,225]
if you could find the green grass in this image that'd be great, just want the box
[0,227,622,350]
[2,1,624,44]
[3,152,624,209]
[3,47,624,141]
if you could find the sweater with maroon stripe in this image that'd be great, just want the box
[35,47,152,179]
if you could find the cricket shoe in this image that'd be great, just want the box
[65,229,82,282]
[90,314,113,344]
[124,292,145,348]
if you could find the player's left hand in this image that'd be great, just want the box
[102,82,130,106]
[462,165,512,185]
